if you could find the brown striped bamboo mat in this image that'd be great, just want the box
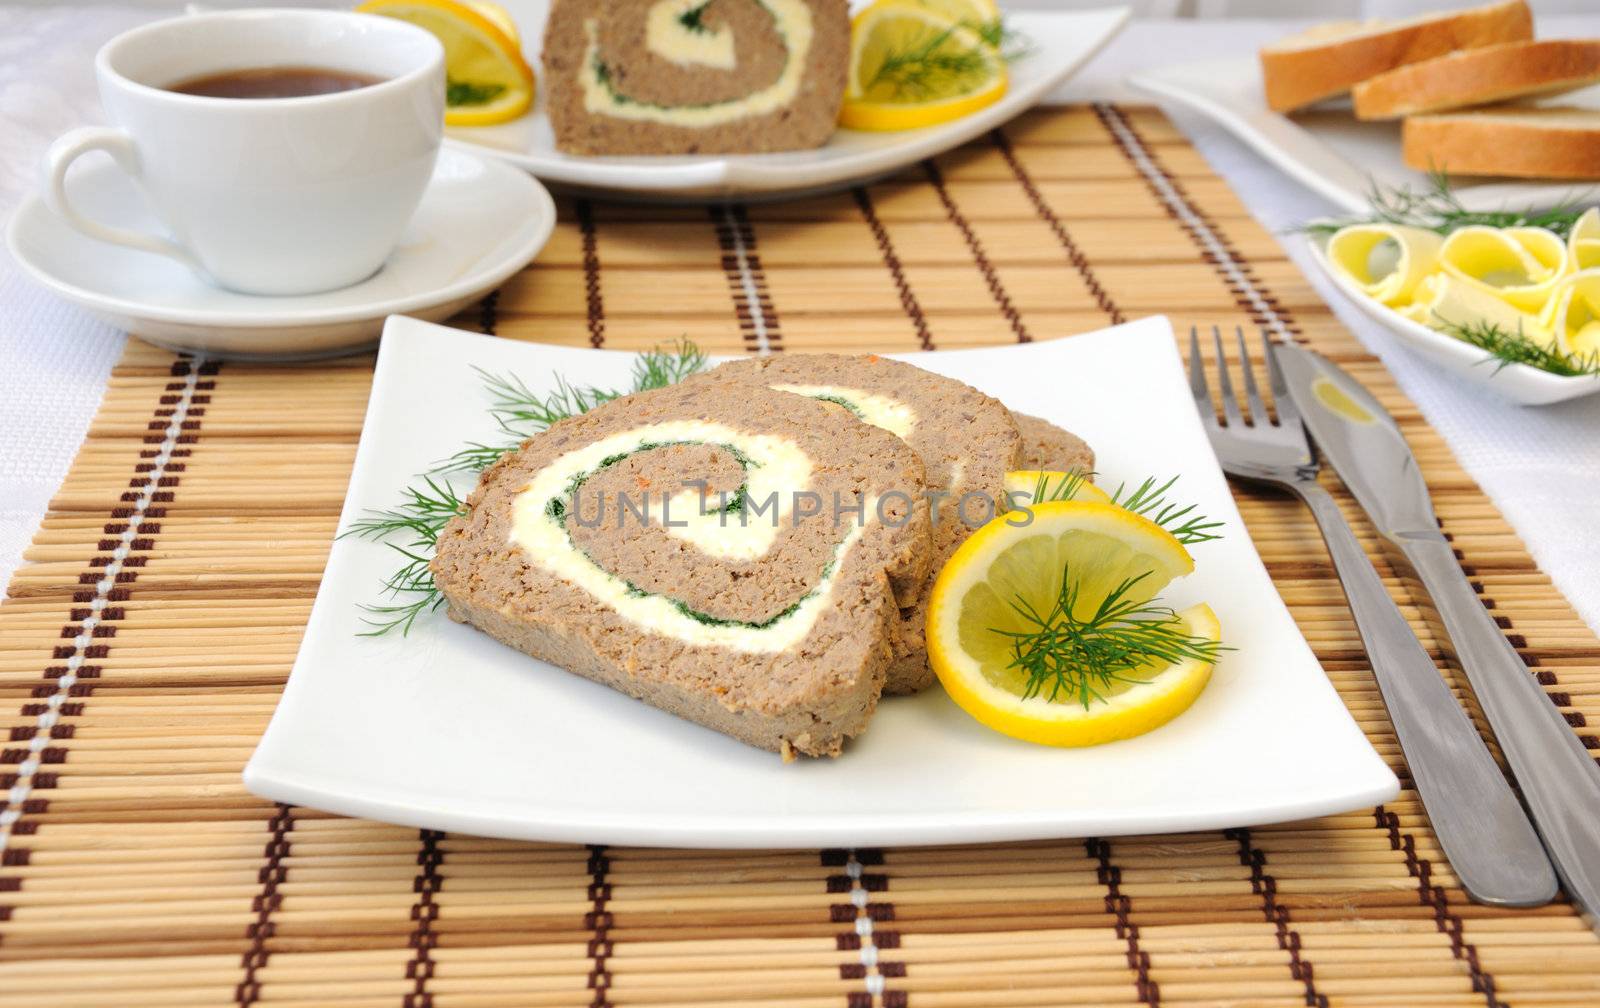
[2,102,1598,1007]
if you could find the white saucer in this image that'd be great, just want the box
[5,146,555,360]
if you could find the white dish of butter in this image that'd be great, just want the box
[445,3,1130,202]
[1306,230,1600,406]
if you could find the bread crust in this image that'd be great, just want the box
[1259,0,1532,113]
[1353,40,1600,120]
[542,0,850,155]
[1403,107,1600,179]
[432,382,932,758]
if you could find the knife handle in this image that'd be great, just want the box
[1398,531,1600,924]
[1291,480,1557,906]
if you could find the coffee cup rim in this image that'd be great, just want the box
[98,7,445,109]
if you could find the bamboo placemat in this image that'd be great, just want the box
[2,103,1598,1007]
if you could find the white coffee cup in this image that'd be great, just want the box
[44,8,445,296]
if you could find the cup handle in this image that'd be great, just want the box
[43,127,201,271]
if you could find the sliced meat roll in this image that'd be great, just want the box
[684,353,1023,695]
[541,0,851,155]
[1013,412,1095,474]
[433,381,930,759]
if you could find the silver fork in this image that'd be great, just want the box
[1192,326,1556,908]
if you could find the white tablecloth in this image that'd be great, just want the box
[3,7,1598,633]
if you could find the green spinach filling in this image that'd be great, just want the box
[807,394,866,420]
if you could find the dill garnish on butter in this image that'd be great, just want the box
[1435,315,1600,378]
[1301,171,1593,240]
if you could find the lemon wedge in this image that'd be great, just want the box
[840,1,1008,132]
[927,501,1221,747]
[1002,469,1111,510]
[357,0,534,126]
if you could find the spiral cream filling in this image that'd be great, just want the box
[579,0,813,127]
[647,0,737,69]
[509,420,869,652]
[767,384,918,440]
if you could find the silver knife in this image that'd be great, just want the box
[1274,342,1599,927]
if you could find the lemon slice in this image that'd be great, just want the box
[1002,469,1111,510]
[897,0,1001,35]
[927,501,1219,747]
[357,0,534,126]
[464,0,520,43]
[840,2,1008,132]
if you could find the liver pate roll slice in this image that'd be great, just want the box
[541,0,850,155]
[1013,412,1095,474]
[432,381,930,759]
[682,353,1022,695]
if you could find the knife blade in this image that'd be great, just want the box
[1274,342,1600,933]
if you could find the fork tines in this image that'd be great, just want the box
[1189,325,1298,430]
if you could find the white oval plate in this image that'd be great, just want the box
[6,147,555,360]
[1304,232,1600,407]
[1129,56,1600,215]
[446,3,1130,202]
[242,314,1397,848]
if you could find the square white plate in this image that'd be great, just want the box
[445,3,1130,201]
[1130,57,1600,215]
[244,314,1397,847]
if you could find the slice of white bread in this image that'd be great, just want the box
[1354,40,1600,119]
[1403,106,1600,179]
[1260,0,1532,114]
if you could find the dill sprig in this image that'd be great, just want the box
[356,545,448,637]
[349,341,707,636]
[1301,171,1593,239]
[1019,470,1223,545]
[972,16,1031,61]
[1435,315,1600,378]
[344,476,467,546]
[992,568,1227,708]
[863,16,1027,103]
[446,79,506,107]
[1027,468,1092,504]
[1110,476,1224,546]
[436,340,708,474]
[340,477,466,636]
